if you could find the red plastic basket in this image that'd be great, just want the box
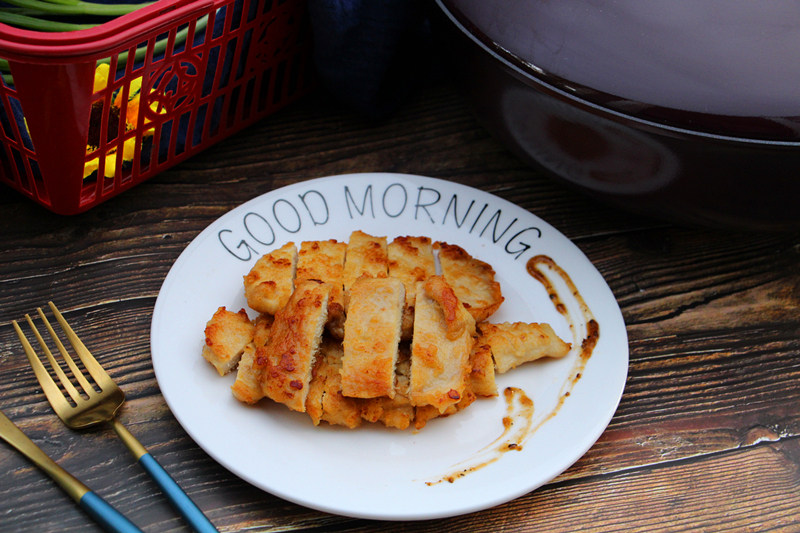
[0,0,313,214]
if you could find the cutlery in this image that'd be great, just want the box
[0,408,142,533]
[13,302,219,533]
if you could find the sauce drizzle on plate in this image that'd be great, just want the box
[425,386,534,485]
[426,255,600,485]
[526,255,600,431]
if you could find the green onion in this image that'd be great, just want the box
[2,0,154,17]
[29,0,83,6]
[0,0,205,87]
[0,11,95,31]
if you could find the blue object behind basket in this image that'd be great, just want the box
[308,0,433,119]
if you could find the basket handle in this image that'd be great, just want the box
[0,0,216,60]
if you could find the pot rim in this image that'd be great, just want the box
[436,0,800,148]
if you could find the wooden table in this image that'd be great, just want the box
[1,79,799,532]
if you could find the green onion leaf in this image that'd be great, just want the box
[0,11,95,31]
[1,0,154,17]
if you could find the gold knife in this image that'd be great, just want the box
[0,409,142,532]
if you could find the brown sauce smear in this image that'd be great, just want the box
[426,387,534,485]
[526,255,599,433]
[426,255,600,485]
[527,254,599,365]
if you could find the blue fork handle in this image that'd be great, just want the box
[138,453,219,533]
[111,420,218,533]
[79,491,143,533]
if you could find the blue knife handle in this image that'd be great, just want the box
[79,491,143,533]
[138,453,218,533]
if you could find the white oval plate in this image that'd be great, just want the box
[151,173,628,520]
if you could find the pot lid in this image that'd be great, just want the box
[439,0,800,142]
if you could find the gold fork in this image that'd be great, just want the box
[13,302,218,533]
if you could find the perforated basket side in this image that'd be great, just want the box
[0,0,313,214]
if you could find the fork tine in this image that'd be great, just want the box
[26,312,88,403]
[36,306,97,396]
[47,302,113,388]
[12,319,77,411]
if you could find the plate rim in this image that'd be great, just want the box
[150,172,629,520]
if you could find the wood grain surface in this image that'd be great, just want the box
[1,80,799,532]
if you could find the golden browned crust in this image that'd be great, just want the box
[206,232,578,431]
[296,240,346,282]
[340,277,405,398]
[467,341,498,397]
[231,344,263,404]
[434,241,504,323]
[257,280,331,412]
[231,314,274,404]
[253,313,274,348]
[306,337,363,428]
[409,276,476,413]
[296,239,347,338]
[413,388,477,430]
[342,231,388,300]
[478,322,571,374]
[388,236,436,340]
[422,275,472,340]
[305,353,326,425]
[243,242,297,314]
[359,346,415,430]
[202,307,254,376]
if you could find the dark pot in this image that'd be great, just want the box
[434,0,800,230]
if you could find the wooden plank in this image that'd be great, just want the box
[430,440,800,533]
[0,80,798,532]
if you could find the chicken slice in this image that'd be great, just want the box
[243,242,297,314]
[341,276,405,398]
[409,276,476,413]
[202,307,254,376]
[258,280,330,412]
[434,241,503,323]
[478,322,571,373]
[296,239,347,338]
[388,236,436,340]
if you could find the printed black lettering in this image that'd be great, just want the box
[480,211,518,243]
[505,227,542,259]
[382,183,408,218]
[414,186,441,223]
[218,229,257,261]
[243,212,276,246]
[442,194,475,228]
[469,204,489,233]
[298,190,329,226]
[272,198,302,233]
[344,185,375,218]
